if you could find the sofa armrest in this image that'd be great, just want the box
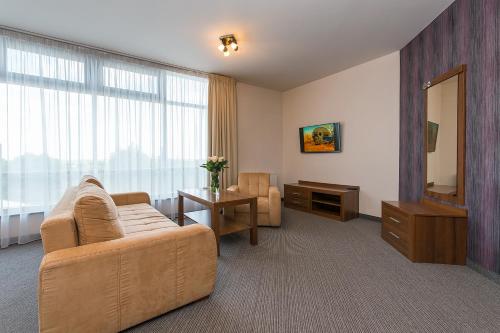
[38,224,216,333]
[110,191,151,206]
[40,211,79,254]
[269,186,282,226]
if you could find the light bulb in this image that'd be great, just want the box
[223,50,230,57]
[218,44,225,52]
[230,42,238,50]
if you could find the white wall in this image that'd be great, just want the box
[281,52,400,217]
[236,82,283,188]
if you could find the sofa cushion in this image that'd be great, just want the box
[235,197,269,213]
[118,203,178,236]
[80,175,105,190]
[74,183,124,245]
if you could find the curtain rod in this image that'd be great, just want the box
[0,25,209,77]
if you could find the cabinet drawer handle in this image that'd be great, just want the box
[389,217,401,224]
[292,192,302,196]
[389,231,400,239]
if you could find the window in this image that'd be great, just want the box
[102,65,158,94]
[0,32,208,223]
[7,48,85,83]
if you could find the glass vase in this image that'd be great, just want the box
[210,172,220,193]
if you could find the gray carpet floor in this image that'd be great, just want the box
[1,208,500,332]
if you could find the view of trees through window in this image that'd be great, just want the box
[0,33,208,214]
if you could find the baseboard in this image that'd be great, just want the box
[467,259,500,285]
[359,213,381,222]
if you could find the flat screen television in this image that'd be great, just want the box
[299,122,341,153]
[427,121,439,153]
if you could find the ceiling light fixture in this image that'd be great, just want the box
[218,34,238,56]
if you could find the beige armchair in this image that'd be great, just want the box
[227,172,281,226]
[39,176,217,333]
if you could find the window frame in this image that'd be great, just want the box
[0,37,209,214]
[0,41,207,110]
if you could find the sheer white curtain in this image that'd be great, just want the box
[0,29,208,248]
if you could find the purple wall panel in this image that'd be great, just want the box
[399,0,500,273]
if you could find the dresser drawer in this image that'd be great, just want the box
[284,185,309,210]
[380,200,468,264]
[382,222,409,257]
[382,203,409,234]
[284,197,309,209]
[284,185,309,201]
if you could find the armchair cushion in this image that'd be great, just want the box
[238,173,270,197]
[269,186,282,226]
[73,183,124,245]
[235,197,270,213]
[229,173,281,226]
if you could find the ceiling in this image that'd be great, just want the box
[0,0,454,91]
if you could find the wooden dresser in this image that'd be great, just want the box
[284,181,359,222]
[381,200,467,264]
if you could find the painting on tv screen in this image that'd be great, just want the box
[299,122,341,153]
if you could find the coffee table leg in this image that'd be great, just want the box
[211,207,220,256]
[178,194,184,226]
[250,198,258,245]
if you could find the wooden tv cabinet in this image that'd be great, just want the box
[284,181,359,221]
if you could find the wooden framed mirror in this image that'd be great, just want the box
[424,64,466,205]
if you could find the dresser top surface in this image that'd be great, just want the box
[286,181,359,193]
[383,201,467,217]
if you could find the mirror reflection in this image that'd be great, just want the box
[426,75,458,196]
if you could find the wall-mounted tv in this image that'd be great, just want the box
[299,122,341,153]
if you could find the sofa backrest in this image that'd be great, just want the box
[238,173,270,197]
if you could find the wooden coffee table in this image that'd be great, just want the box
[177,189,258,255]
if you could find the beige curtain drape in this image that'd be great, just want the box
[208,74,238,188]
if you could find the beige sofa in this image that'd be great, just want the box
[38,176,217,333]
[227,172,281,226]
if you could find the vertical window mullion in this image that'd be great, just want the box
[88,58,99,175]
[0,37,6,214]
[0,37,7,80]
